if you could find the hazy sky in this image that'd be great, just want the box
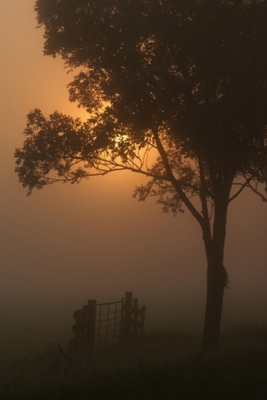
[1,1,267,331]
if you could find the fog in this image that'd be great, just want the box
[1,2,267,351]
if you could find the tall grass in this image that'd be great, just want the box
[1,325,267,399]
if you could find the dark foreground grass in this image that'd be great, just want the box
[1,325,267,400]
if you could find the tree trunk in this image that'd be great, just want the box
[201,195,229,350]
[201,261,227,349]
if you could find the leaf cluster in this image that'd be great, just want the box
[15,0,267,207]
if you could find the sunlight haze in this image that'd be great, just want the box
[1,1,267,345]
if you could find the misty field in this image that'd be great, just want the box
[1,324,267,400]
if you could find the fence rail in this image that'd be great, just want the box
[69,291,145,355]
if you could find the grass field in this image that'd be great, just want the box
[1,324,267,399]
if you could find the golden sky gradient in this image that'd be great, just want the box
[1,1,267,331]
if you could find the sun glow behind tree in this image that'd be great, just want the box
[15,0,267,349]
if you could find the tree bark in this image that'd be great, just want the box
[201,195,229,350]
[202,261,227,349]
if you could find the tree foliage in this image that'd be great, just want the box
[16,0,267,200]
[15,0,267,348]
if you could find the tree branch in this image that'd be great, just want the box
[229,166,266,202]
[198,157,212,240]
[247,182,267,202]
[152,128,204,226]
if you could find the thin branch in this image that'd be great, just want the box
[247,182,267,202]
[229,173,256,202]
[152,127,204,226]
[229,163,267,202]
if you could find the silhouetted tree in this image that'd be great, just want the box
[15,0,267,349]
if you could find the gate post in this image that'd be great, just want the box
[85,299,96,354]
[122,291,133,339]
[133,297,139,334]
[140,305,146,335]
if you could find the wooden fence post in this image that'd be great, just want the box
[123,291,133,338]
[140,305,146,336]
[69,309,83,354]
[85,299,96,354]
[69,299,96,356]
[133,298,139,334]
[70,291,145,355]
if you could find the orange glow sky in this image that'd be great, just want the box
[1,1,267,332]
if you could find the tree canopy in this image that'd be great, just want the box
[15,0,267,348]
